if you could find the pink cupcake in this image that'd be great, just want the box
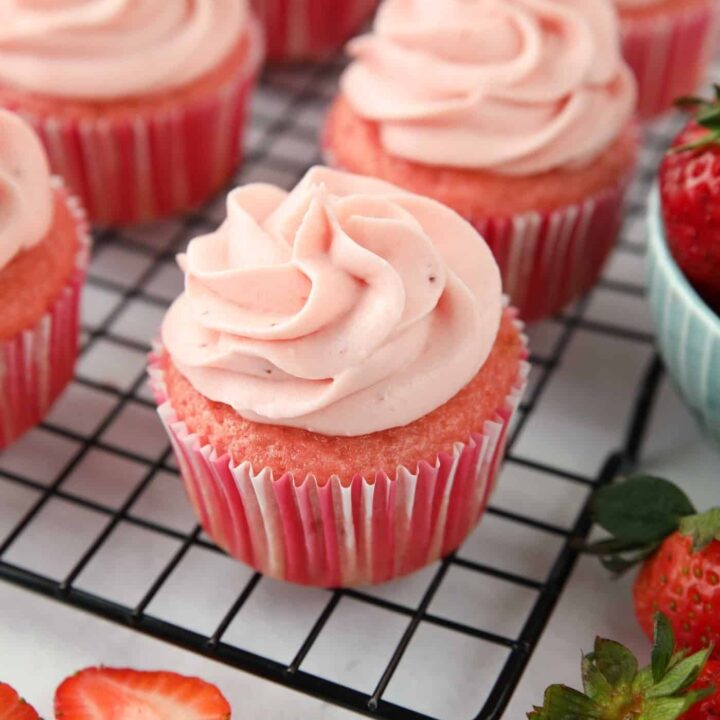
[0,1,263,226]
[150,166,528,587]
[0,110,90,448]
[617,0,720,118]
[324,0,639,323]
[253,0,378,61]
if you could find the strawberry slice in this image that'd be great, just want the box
[54,668,231,719]
[0,683,40,720]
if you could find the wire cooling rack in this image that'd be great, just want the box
[0,54,685,720]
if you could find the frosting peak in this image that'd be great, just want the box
[162,167,503,436]
[0,109,53,271]
[341,0,636,175]
[0,0,251,99]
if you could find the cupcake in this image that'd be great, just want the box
[0,1,264,226]
[150,166,528,587]
[324,0,639,324]
[0,109,90,449]
[253,0,378,62]
[617,0,720,118]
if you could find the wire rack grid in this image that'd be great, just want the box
[0,54,682,720]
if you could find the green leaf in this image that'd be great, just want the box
[645,647,712,699]
[680,508,720,551]
[652,613,675,683]
[639,696,698,720]
[582,654,613,702]
[598,545,660,576]
[592,477,695,545]
[527,685,601,719]
[633,665,655,695]
[579,537,648,555]
[592,638,638,687]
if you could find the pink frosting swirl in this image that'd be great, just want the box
[0,109,53,271]
[341,0,637,175]
[162,167,503,437]
[0,0,252,99]
[614,0,664,9]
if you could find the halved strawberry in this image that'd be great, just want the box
[0,683,40,720]
[54,667,231,719]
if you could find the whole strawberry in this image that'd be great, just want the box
[528,613,714,719]
[685,660,720,719]
[585,476,720,659]
[660,88,720,313]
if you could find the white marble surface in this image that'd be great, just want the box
[508,377,720,717]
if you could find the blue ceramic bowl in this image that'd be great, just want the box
[647,187,720,448]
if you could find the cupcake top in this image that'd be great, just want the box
[162,166,503,437]
[0,109,53,271]
[341,0,636,176]
[614,0,663,9]
[0,0,251,100]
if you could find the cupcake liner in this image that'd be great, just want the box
[621,1,720,119]
[471,178,631,323]
[647,187,720,448]
[4,22,263,226]
[149,314,529,587]
[253,0,378,61]
[0,179,90,449]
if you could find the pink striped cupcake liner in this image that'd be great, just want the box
[149,316,529,588]
[0,180,90,449]
[2,21,263,226]
[253,0,378,61]
[471,177,632,324]
[621,0,720,119]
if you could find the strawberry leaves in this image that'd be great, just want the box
[680,509,720,552]
[652,613,675,683]
[527,614,713,720]
[672,86,720,153]
[582,476,696,574]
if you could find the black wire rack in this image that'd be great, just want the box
[0,54,684,720]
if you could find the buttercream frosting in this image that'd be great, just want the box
[162,166,503,437]
[0,0,250,99]
[614,0,664,9]
[341,0,637,175]
[0,109,53,272]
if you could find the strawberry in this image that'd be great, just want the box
[0,683,40,720]
[54,667,231,720]
[584,475,720,659]
[528,613,714,719]
[684,660,720,719]
[659,87,720,313]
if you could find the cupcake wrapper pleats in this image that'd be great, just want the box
[621,1,720,119]
[5,22,263,226]
[0,181,90,449]
[473,178,631,323]
[254,0,378,61]
[149,314,529,587]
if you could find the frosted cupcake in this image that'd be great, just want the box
[0,1,263,226]
[0,110,90,448]
[253,0,378,61]
[325,0,639,323]
[617,0,720,118]
[150,166,528,587]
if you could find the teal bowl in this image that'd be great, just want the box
[647,187,720,448]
